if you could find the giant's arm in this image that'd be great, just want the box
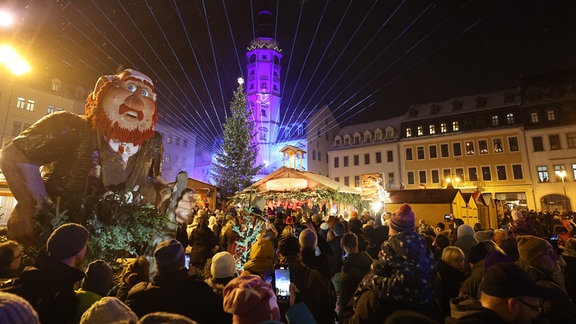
[1,142,51,244]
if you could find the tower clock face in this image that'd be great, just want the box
[257,93,269,104]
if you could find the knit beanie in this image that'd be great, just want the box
[212,252,236,279]
[299,228,318,249]
[82,260,114,297]
[468,242,488,264]
[484,250,513,271]
[80,297,138,324]
[474,230,494,242]
[138,312,196,324]
[222,275,280,324]
[0,291,39,324]
[390,203,415,233]
[153,239,185,272]
[278,234,300,257]
[457,224,475,239]
[333,222,346,236]
[517,235,553,266]
[47,223,89,261]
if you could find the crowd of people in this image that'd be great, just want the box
[0,203,575,323]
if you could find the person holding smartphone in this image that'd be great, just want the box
[275,234,336,323]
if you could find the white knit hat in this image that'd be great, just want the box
[80,297,138,324]
[211,251,236,278]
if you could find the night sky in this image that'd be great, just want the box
[3,0,576,152]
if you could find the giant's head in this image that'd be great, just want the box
[85,69,158,145]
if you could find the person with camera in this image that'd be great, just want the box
[275,234,336,323]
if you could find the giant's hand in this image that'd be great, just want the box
[1,143,50,245]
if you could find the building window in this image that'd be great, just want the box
[353,155,359,166]
[512,164,523,180]
[497,165,507,180]
[364,133,371,143]
[335,138,341,146]
[493,138,503,153]
[482,166,492,181]
[354,135,360,145]
[334,157,339,168]
[455,168,464,180]
[355,176,360,187]
[537,166,549,182]
[405,148,413,161]
[16,97,25,109]
[452,121,459,131]
[443,169,451,181]
[364,153,370,165]
[261,109,267,117]
[440,123,447,133]
[453,142,462,156]
[375,152,382,163]
[25,99,35,111]
[318,151,322,161]
[572,163,576,180]
[506,113,515,124]
[468,167,478,181]
[344,176,349,186]
[344,156,349,167]
[407,171,415,185]
[375,130,382,141]
[312,150,316,160]
[344,137,350,145]
[429,124,435,134]
[477,140,487,154]
[549,135,561,150]
[465,141,475,155]
[386,128,394,139]
[431,170,440,183]
[441,144,449,157]
[47,105,55,114]
[11,121,22,136]
[417,146,425,160]
[531,112,539,123]
[508,136,519,151]
[334,177,339,183]
[554,165,564,181]
[406,128,412,137]
[388,172,395,184]
[417,126,423,136]
[419,170,427,184]
[167,136,172,144]
[547,109,556,121]
[429,145,437,159]
[491,115,499,126]
[533,136,544,152]
[387,150,393,162]
[567,132,576,148]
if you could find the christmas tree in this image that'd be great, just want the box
[211,79,262,199]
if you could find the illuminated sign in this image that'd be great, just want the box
[266,178,308,191]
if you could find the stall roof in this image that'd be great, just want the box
[246,166,360,194]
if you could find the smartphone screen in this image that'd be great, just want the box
[185,254,191,269]
[274,266,290,300]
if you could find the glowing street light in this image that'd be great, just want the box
[0,11,14,28]
[445,176,461,189]
[555,169,569,210]
[0,45,31,75]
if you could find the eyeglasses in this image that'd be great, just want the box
[515,298,542,313]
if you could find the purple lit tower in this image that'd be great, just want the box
[245,7,282,171]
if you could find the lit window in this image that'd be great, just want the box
[452,121,459,131]
[465,141,475,155]
[406,128,412,137]
[440,123,447,133]
[530,112,539,123]
[493,138,503,153]
[26,100,35,111]
[429,124,435,134]
[16,97,26,109]
[491,115,499,126]
[547,110,556,121]
[47,105,55,114]
[506,113,515,124]
[537,166,549,182]
[417,126,423,136]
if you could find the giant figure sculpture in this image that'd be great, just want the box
[1,69,172,245]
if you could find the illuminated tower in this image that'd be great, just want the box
[245,7,282,170]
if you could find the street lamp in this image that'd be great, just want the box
[445,176,461,189]
[555,169,569,211]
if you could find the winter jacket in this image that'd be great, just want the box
[563,254,576,303]
[436,259,468,317]
[342,231,442,323]
[125,269,227,323]
[518,262,576,323]
[242,237,275,280]
[339,251,372,320]
[284,257,336,324]
[459,260,485,299]
[4,251,86,324]
[328,235,344,277]
[446,295,509,323]
[189,225,216,268]
[75,288,102,321]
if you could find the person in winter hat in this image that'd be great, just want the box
[76,259,114,321]
[80,296,138,324]
[0,291,39,324]
[125,239,228,323]
[222,274,281,324]
[516,235,576,322]
[455,224,477,273]
[5,223,88,323]
[342,203,442,323]
[242,224,277,279]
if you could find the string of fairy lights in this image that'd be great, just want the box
[25,0,510,155]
